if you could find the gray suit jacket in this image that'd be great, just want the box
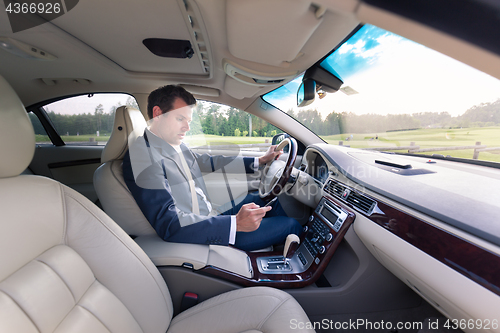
[123,128,255,245]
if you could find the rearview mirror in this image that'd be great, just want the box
[297,79,316,107]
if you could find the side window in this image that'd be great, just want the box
[186,100,282,151]
[41,93,139,146]
[29,112,51,144]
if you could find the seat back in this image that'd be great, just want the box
[0,76,173,333]
[94,106,157,236]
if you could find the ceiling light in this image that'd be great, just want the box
[0,37,56,60]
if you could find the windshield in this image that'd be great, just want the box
[263,24,500,163]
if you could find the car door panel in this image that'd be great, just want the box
[29,145,103,202]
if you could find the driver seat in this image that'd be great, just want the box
[0,75,315,332]
[94,105,156,237]
[94,106,273,262]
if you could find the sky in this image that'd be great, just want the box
[44,93,132,115]
[264,25,500,119]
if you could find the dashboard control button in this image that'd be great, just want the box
[298,252,307,265]
[325,233,333,242]
[319,246,325,254]
[309,215,314,222]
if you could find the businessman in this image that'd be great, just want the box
[123,85,302,251]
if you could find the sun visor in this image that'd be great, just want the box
[226,0,323,67]
[47,0,212,76]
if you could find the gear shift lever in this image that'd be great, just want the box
[283,234,300,266]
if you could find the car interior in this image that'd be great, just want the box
[1,0,500,332]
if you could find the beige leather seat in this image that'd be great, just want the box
[0,75,315,333]
[93,106,217,269]
[94,104,272,271]
[94,105,157,237]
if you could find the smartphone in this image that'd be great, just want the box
[264,197,278,207]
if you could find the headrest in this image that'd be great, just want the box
[101,106,147,163]
[0,75,35,178]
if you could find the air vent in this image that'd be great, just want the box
[324,179,344,198]
[346,192,375,214]
[253,78,284,84]
[324,179,376,215]
[223,58,299,87]
[178,0,212,75]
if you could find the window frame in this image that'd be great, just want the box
[26,92,139,146]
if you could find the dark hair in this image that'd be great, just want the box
[147,85,196,120]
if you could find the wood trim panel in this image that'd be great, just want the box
[326,179,500,297]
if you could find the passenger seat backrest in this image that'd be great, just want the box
[94,106,157,236]
[0,76,173,333]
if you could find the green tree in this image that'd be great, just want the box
[325,112,343,135]
[202,116,215,135]
[95,104,104,133]
[188,110,203,135]
[28,113,46,135]
[234,128,241,136]
[126,96,140,110]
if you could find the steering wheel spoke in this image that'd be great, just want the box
[259,137,298,200]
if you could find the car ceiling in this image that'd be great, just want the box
[0,0,359,109]
[2,0,500,112]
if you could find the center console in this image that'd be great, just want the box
[257,197,350,275]
[200,196,355,288]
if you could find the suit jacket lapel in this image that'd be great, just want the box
[144,129,211,202]
[144,128,189,182]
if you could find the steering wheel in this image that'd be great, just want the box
[259,137,298,201]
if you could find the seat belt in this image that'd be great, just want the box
[180,292,199,312]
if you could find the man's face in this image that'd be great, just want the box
[151,98,193,146]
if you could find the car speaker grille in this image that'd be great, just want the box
[324,179,375,215]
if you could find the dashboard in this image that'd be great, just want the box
[295,144,500,331]
[302,144,500,244]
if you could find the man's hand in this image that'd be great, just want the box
[259,145,283,165]
[236,203,272,232]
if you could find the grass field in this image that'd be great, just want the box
[35,134,111,143]
[36,126,500,163]
[321,126,500,162]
